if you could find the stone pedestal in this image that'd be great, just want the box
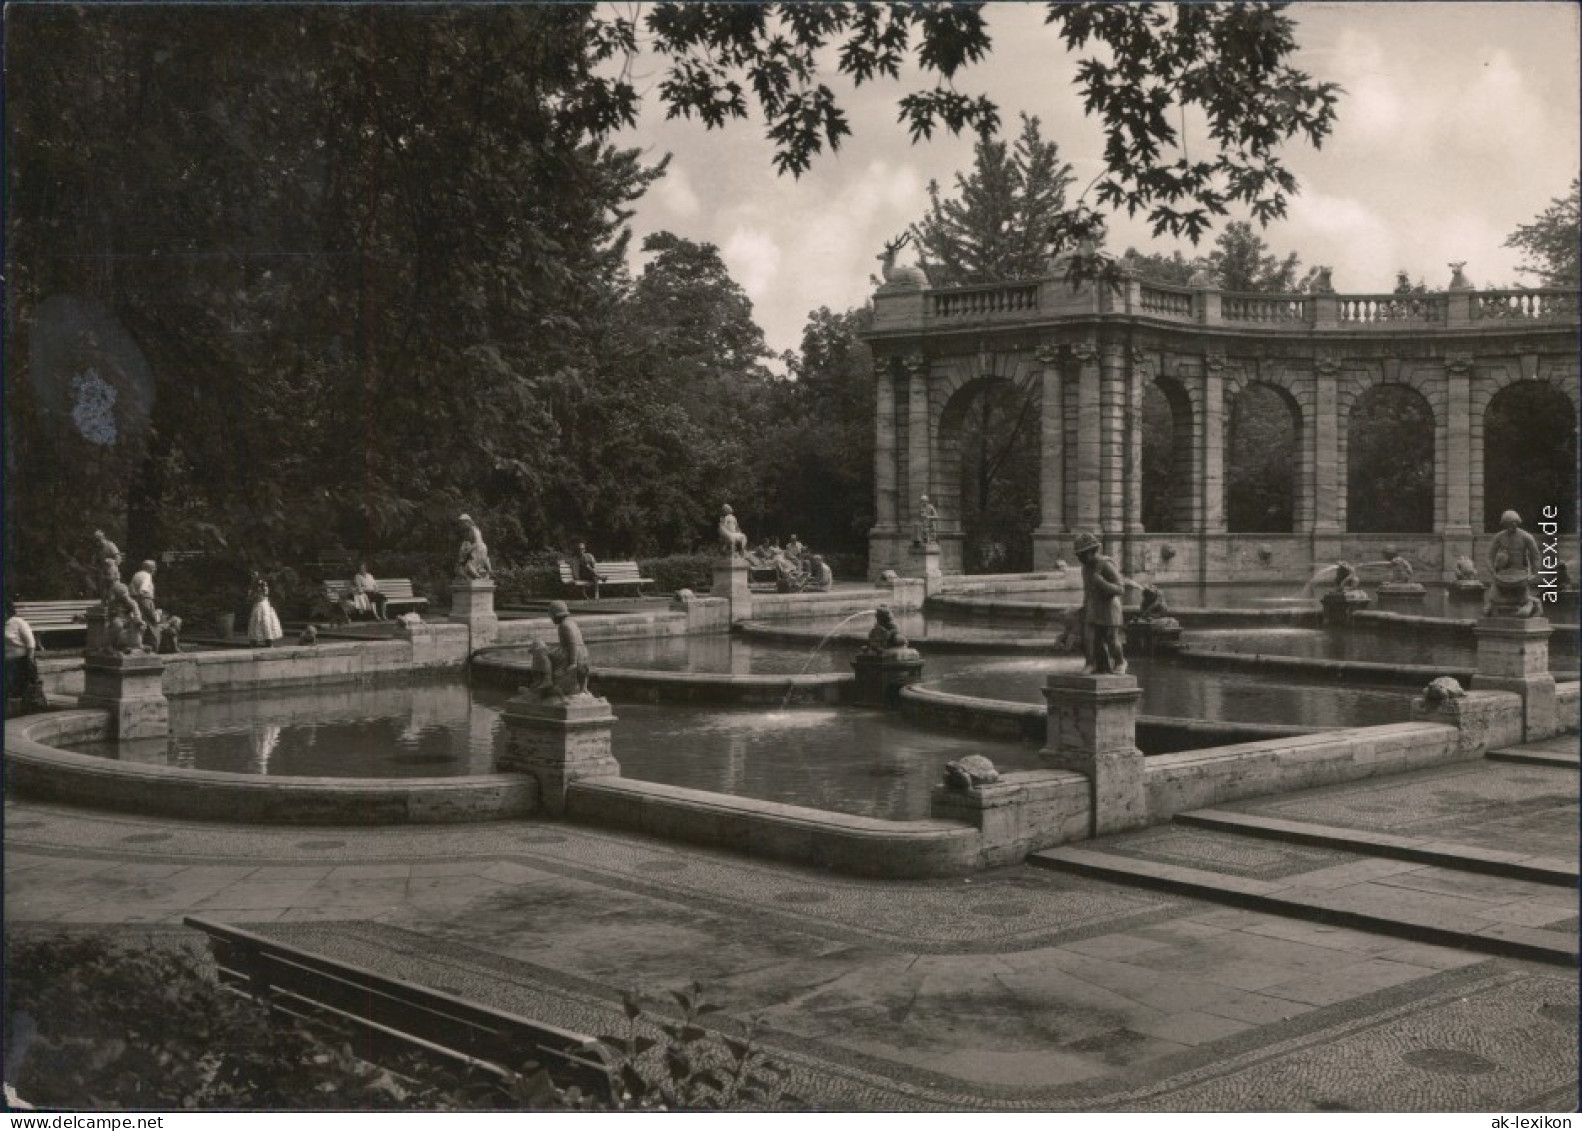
[1041,673,1146,836]
[83,606,109,655]
[912,541,944,598]
[850,647,924,708]
[878,575,926,612]
[448,578,498,646]
[1450,579,1488,597]
[1473,616,1557,741]
[496,691,619,815]
[79,652,169,739]
[1125,617,1182,653]
[1375,582,1427,612]
[711,558,752,624]
[1320,589,1371,625]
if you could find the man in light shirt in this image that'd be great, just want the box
[6,596,41,702]
[129,559,158,624]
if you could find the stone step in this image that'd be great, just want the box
[1029,845,1579,967]
[1174,808,1578,886]
[1487,745,1579,769]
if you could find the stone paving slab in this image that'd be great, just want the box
[1209,760,1580,858]
[1031,844,1579,965]
[1177,808,1578,884]
[5,794,1578,1110]
[1488,734,1581,768]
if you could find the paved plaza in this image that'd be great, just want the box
[5,737,1578,1112]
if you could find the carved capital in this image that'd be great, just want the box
[1314,356,1342,377]
[902,352,928,377]
[1033,345,1059,367]
[1444,352,1474,377]
[1203,353,1227,375]
[1068,341,1098,364]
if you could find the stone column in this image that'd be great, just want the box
[711,558,752,625]
[448,578,498,647]
[1474,617,1557,741]
[1311,357,1341,534]
[870,356,901,581]
[1442,354,1475,571]
[1200,356,1226,534]
[1098,344,1128,534]
[79,653,169,740]
[1042,673,1147,836]
[905,353,932,546]
[496,691,619,816]
[1032,345,1066,568]
[1125,347,1147,536]
[1072,342,1102,532]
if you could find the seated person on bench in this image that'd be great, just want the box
[353,563,388,621]
[575,542,606,600]
[805,554,833,593]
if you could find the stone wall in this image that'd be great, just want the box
[5,709,538,824]
[1145,722,1464,820]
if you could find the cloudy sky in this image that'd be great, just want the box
[612,2,1581,357]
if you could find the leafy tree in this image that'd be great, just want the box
[761,306,876,555]
[1206,221,1320,293]
[910,115,1076,287]
[1504,178,1581,288]
[1121,248,1201,287]
[1484,383,1577,534]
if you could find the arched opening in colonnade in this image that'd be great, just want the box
[1227,382,1300,533]
[1142,378,1195,532]
[1484,381,1577,533]
[938,376,1041,573]
[1346,385,1434,533]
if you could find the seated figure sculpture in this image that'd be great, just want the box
[1384,551,1414,585]
[549,600,591,697]
[1484,509,1542,617]
[857,606,908,656]
[102,580,149,656]
[718,505,749,558]
[1454,555,1479,582]
[455,514,493,580]
[93,530,124,600]
[1332,560,1360,591]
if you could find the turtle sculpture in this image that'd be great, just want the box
[1420,676,1466,705]
[943,755,1000,791]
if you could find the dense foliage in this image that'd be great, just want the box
[6,3,1344,598]
[1504,178,1580,289]
[911,115,1076,287]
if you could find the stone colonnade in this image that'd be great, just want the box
[866,275,1580,581]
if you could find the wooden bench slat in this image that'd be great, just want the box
[190,917,612,1093]
[559,560,654,597]
[323,578,427,613]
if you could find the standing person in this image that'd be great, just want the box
[548,601,590,696]
[247,575,283,648]
[575,542,606,601]
[129,559,159,625]
[5,597,41,703]
[353,562,388,621]
[806,554,833,592]
[1074,532,1127,676]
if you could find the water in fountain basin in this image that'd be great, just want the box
[782,608,875,707]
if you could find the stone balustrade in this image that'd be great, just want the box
[878,274,1580,332]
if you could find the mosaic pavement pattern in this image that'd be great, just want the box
[243,921,1577,1112]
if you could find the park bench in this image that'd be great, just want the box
[13,599,99,644]
[557,560,655,598]
[323,578,428,617]
[184,916,613,1100]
